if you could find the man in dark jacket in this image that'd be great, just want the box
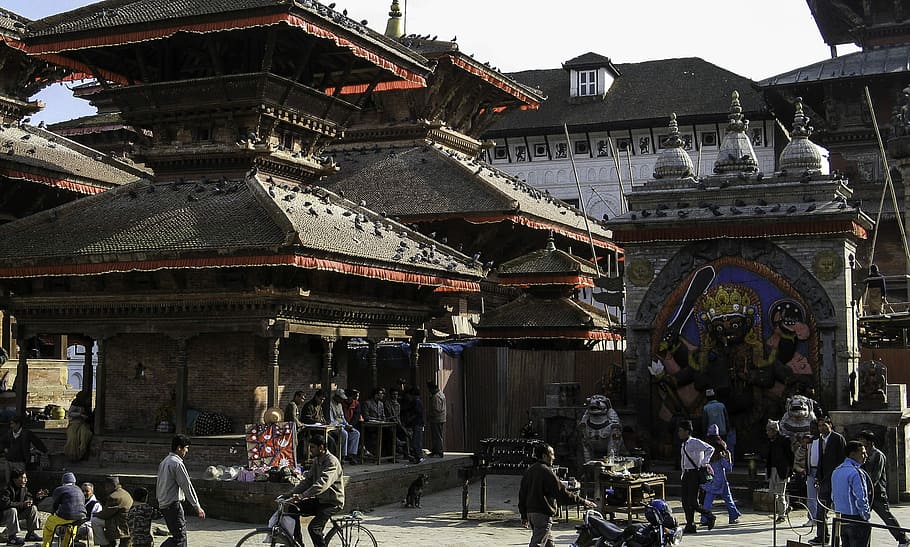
[92,476,133,547]
[0,469,40,545]
[518,443,594,547]
[766,420,794,523]
[0,416,47,484]
[400,387,425,464]
[810,416,847,545]
[858,430,908,547]
[40,471,86,547]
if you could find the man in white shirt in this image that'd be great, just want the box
[678,420,716,534]
[328,388,361,465]
[805,422,821,529]
[157,434,205,547]
[78,482,102,545]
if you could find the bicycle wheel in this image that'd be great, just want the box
[235,528,293,547]
[325,522,378,547]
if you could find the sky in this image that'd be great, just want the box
[5,0,857,124]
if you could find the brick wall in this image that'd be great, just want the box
[102,333,341,434]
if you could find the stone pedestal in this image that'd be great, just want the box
[830,383,910,502]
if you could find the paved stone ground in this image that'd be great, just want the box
[162,474,908,546]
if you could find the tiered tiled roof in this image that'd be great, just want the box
[476,294,617,339]
[0,123,146,193]
[759,45,910,86]
[0,8,28,39]
[27,0,430,87]
[489,57,765,134]
[322,143,616,250]
[400,37,545,108]
[0,171,483,290]
[497,238,598,286]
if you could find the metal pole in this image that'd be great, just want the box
[607,138,627,214]
[865,86,910,274]
[563,123,601,276]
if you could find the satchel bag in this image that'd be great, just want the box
[683,441,713,484]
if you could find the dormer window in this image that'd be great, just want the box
[563,53,620,101]
[578,70,597,96]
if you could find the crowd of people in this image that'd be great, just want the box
[0,432,202,547]
[680,397,909,547]
[283,380,446,466]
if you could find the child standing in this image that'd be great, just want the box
[126,487,160,547]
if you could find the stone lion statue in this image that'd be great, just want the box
[579,394,622,461]
[779,394,816,449]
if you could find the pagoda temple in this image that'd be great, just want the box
[0,0,485,444]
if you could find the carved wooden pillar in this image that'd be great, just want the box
[173,337,188,435]
[267,337,281,409]
[367,339,378,391]
[58,335,68,360]
[93,338,106,433]
[14,324,29,419]
[82,337,94,411]
[409,330,425,387]
[321,337,335,394]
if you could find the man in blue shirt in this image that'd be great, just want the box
[831,440,871,547]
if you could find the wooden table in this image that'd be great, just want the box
[586,468,666,522]
[360,421,398,464]
[300,424,342,464]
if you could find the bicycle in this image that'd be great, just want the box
[235,496,377,547]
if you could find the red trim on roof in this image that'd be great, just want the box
[0,167,108,195]
[475,328,621,340]
[448,57,540,109]
[27,14,427,88]
[465,214,621,252]
[0,253,479,291]
[610,220,868,243]
[325,80,424,95]
[498,274,594,287]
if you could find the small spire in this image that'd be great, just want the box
[545,234,556,252]
[384,0,404,39]
[727,90,746,132]
[779,97,822,172]
[713,90,759,175]
[653,113,694,179]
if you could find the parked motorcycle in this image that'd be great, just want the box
[570,499,684,547]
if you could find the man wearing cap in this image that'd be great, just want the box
[40,472,86,547]
[328,388,361,465]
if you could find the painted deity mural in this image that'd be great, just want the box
[649,259,819,455]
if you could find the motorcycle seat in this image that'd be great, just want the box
[588,515,625,541]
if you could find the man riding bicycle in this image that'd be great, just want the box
[286,436,344,547]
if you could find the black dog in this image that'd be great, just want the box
[404,473,429,508]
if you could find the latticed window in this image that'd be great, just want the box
[578,70,597,96]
